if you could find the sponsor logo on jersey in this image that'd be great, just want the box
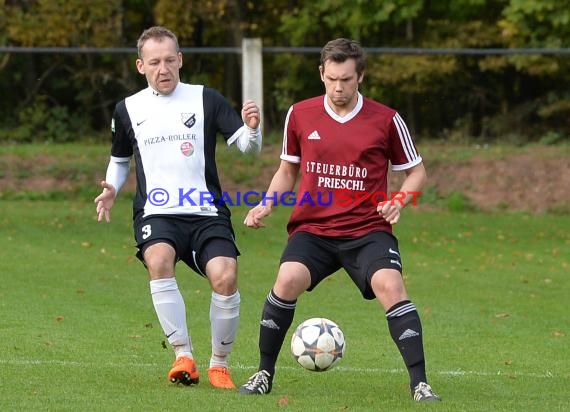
[144,134,197,146]
[180,141,194,157]
[182,112,196,129]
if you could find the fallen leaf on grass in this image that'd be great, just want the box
[277,396,289,407]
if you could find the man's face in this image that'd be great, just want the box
[320,59,363,114]
[136,37,182,95]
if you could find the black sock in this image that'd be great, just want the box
[386,300,427,390]
[258,289,296,377]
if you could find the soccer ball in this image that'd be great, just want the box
[290,317,346,371]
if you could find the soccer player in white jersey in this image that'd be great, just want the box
[238,38,441,402]
[94,26,262,389]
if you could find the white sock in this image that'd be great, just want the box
[149,278,193,359]
[209,291,240,368]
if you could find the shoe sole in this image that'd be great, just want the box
[170,371,199,386]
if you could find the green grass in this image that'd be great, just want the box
[1,198,569,411]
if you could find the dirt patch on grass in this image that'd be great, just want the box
[425,154,570,212]
[219,143,570,213]
[1,144,568,213]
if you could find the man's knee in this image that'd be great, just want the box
[273,262,311,300]
[206,256,238,293]
[144,242,176,277]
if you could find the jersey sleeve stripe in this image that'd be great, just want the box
[280,154,301,163]
[282,106,294,158]
[110,155,131,163]
[393,113,418,162]
[391,156,423,171]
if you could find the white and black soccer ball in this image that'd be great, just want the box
[290,317,346,371]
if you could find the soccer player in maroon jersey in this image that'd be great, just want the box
[238,38,440,402]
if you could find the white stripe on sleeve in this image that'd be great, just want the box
[393,113,418,162]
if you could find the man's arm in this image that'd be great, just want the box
[228,125,262,154]
[227,100,262,154]
[93,157,130,222]
[377,162,427,225]
[244,160,300,228]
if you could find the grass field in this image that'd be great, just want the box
[1,196,568,411]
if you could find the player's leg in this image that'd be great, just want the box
[342,231,440,401]
[187,215,242,389]
[261,261,310,372]
[371,270,439,401]
[370,267,425,384]
[201,239,240,389]
[239,261,309,395]
[240,232,340,395]
[364,234,440,401]
[144,242,199,385]
[136,217,198,385]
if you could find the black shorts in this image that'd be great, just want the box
[134,214,240,276]
[280,231,403,300]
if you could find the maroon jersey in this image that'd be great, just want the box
[281,94,422,238]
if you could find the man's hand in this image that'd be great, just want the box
[94,181,116,223]
[243,204,272,228]
[377,201,402,225]
[241,100,261,130]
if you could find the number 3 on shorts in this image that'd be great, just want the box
[142,224,152,240]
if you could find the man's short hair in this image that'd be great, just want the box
[320,38,366,76]
[137,26,180,58]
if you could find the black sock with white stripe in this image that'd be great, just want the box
[258,289,297,377]
[386,300,427,390]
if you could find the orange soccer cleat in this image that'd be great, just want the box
[168,356,200,386]
[207,366,236,389]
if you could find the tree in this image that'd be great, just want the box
[0,0,567,142]
[498,0,570,141]
[3,0,127,140]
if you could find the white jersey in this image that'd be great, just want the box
[110,82,246,219]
